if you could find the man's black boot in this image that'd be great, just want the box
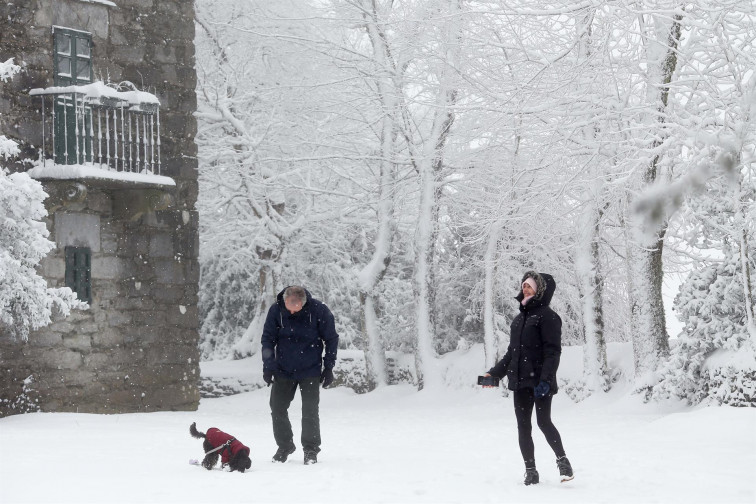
[304,451,318,465]
[272,445,296,463]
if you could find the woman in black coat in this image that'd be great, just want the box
[484,271,573,485]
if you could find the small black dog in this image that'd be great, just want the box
[189,422,252,472]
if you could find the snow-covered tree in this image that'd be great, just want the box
[188,0,756,403]
[194,0,347,358]
[1,58,85,341]
[654,252,755,405]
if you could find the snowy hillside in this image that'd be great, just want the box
[1,344,753,504]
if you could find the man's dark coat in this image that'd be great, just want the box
[261,287,339,380]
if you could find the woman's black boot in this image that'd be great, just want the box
[556,455,573,482]
[524,460,539,485]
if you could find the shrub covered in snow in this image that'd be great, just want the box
[0,374,39,413]
[653,254,756,406]
[198,256,258,359]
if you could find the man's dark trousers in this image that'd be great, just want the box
[270,376,321,454]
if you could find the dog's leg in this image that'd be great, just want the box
[202,452,219,471]
[201,440,218,470]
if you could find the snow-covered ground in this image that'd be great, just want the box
[1,346,754,504]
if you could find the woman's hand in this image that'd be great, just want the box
[534,381,550,398]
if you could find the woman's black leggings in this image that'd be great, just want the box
[513,387,566,464]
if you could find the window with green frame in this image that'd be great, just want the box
[53,26,93,164]
[65,246,92,304]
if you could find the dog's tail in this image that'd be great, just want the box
[189,422,206,439]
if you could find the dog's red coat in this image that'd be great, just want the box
[206,428,250,465]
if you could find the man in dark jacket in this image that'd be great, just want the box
[261,285,339,465]
[484,271,573,485]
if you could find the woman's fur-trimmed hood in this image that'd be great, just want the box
[517,271,556,306]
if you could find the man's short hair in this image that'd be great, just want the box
[283,286,307,303]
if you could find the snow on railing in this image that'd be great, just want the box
[29,81,161,175]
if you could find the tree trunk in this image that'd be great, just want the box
[414,155,442,389]
[731,159,756,344]
[361,292,388,388]
[483,224,502,369]
[233,264,276,358]
[574,5,609,392]
[579,203,610,392]
[357,0,401,388]
[412,0,461,390]
[629,13,682,385]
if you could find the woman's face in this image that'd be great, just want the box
[522,282,536,297]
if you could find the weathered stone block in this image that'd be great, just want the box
[93,280,119,301]
[181,285,199,306]
[111,44,146,63]
[101,231,118,254]
[118,230,150,255]
[154,258,184,284]
[86,191,112,214]
[92,256,126,280]
[152,285,182,303]
[129,309,167,330]
[49,321,76,334]
[41,349,83,370]
[101,389,145,411]
[142,386,198,411]
[92,327,125,347]
[40,256,65,279]
[55,212,101,252]
[76,322,99,334]
[153,45,176,64]
[114,296,148,311]
[46,0,111,39]
[62,332,92,351]
[27,330,63,347]
[144,344,195,366]
[56,369,97,388]
[122,324,163,345]
[166,304,198,328]
[149,232,173,257]
[84,352,113,369]
[107,310,132,327]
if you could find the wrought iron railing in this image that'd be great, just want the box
[30,81,162,175]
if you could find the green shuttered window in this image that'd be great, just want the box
[53,26,93,164]
[65,246,92,303]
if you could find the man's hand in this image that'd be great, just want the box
[320,368,334,388]
[263,370,274,387]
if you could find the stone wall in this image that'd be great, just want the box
[0,0,201,416]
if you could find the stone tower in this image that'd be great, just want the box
[0,0,201,415]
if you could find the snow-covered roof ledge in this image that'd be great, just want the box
[30,81,159,113]
[27,162,175,187]
[75,0,117,7]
